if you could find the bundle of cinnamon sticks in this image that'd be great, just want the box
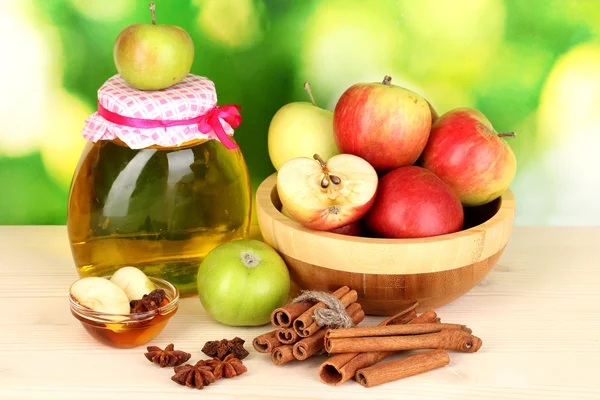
[318,305,483,388]
[252,286,365,365]
[253,286,483,388]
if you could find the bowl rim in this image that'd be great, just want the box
[69,275,179,324]
[255,172,516,274]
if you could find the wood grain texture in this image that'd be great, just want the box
[1,226,600,400]
[256,173,515,314]
[256,174,515,274]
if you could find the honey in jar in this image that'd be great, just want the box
[67,74,251,296]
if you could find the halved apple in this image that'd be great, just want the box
[277,153,378,231]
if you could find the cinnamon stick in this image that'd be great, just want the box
[321,350,393,386]
[277,328,300,345]
[325,323,471,340]
[318,303,420,386]
[270,301,313,328]
[292,286,350,336]
[271,344,296,366]
[356,349,450,388]
[379,302,419,325]
[298,289,359,337]
[293,303,364,361]
[382,310,417,325]
[252,330,280,353]
[326,330,482,354]
[408,308,438,324]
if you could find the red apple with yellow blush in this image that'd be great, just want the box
[421,108,517,207]
[333,76,432,172]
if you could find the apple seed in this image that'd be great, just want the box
[314,154,342,189]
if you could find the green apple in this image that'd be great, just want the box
[196,240,290,326]
[268,82,339,171]
[109,266,155,301]
[113,2,194,90]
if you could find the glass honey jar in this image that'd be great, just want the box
[67,74,251,296]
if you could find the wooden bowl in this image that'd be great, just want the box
[256,173,516,315]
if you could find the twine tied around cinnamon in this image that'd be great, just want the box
[291,290,355,329]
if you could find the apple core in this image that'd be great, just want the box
[328,205,340,215]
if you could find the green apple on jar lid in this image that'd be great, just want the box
[113,2,195,90]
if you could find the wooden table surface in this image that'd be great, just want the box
[1,225,599,399]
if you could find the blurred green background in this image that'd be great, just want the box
[1,0,599,226]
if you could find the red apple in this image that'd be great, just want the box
[329,220,364,236]
[421,108,517,206]
[363,166,464,238]
[333,75,432,172]
[277,154,378,231]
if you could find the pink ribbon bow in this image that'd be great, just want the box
[97,102,242,150]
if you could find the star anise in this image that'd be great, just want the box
[202,337,249,360]
[130,289,166,313]
[144,343,191,367]
[206,354,248,379]
[171,360,217,389]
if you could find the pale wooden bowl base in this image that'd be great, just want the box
[284,248,504,315]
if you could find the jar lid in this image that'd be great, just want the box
[82,74,241,149]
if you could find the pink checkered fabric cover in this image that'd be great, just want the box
[82,74,234,149]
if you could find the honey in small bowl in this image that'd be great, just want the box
[69,276,179,348]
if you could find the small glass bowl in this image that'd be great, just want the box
[69,276,179,348]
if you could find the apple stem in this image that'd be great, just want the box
[149,2,156,25]
[313,154,327,169]
[313,154,342,188]
[304,82,318,107]
[498,132,516,138]
[382,75,392,85]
